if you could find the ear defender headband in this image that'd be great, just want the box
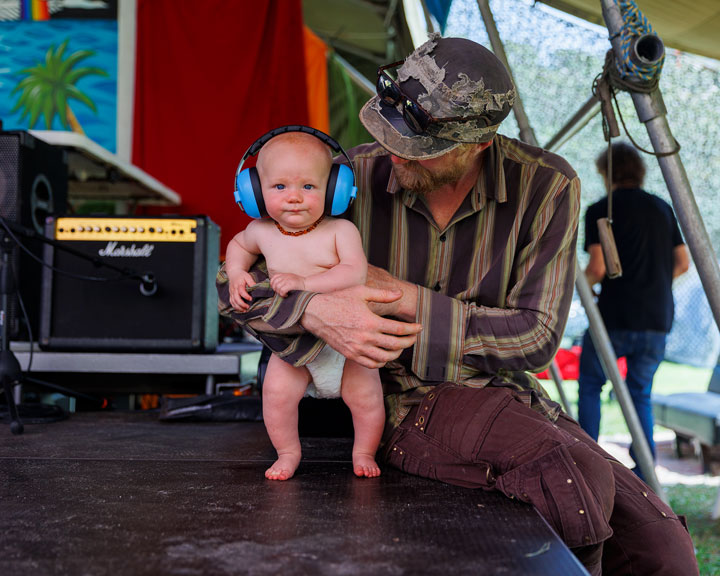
[234,125,358,219]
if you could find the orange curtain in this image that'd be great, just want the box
[303,26,330,134]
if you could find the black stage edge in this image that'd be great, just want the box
[0,412,589,575]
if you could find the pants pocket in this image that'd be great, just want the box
[496,442,615,548]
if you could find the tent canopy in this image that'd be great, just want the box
[538,0,720,62]
[303,0,720,78]
[302,0,418,81]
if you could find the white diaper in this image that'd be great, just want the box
[305,345,346,399]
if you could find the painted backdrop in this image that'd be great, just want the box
[0,0,118,152]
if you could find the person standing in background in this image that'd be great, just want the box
[578,141,690,478]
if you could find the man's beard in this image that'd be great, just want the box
[392,153,470,196]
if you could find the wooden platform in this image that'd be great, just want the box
[0,411,588,575]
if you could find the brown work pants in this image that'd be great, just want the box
[384,383,698,576]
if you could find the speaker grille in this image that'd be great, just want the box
[0,131,68,340]
[0,135,23,337]
[0,136,20,222]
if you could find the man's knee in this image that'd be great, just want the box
[601,461,699,575]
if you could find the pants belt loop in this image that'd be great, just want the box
[413,382,455,433]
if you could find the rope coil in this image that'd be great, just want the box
[614,0,665,86]
[590,0,679,158]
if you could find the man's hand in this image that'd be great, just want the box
[228,269,256,311]
[301,285,423,369]
[270,273,305,297]
[365,265,418,321]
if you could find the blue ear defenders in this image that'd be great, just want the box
[234,125,357,219]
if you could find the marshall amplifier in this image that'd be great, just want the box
[40,216,219,352]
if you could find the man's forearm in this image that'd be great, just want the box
[301,286,423,369]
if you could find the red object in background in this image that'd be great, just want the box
[536,346,628,380]
[132,0,310,252]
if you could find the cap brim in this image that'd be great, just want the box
[359,96,460,161]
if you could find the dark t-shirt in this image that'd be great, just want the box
[584,187,684,333]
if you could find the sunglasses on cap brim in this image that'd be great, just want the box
[376,60,491,135]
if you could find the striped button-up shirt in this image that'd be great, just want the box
[217,134,581,432]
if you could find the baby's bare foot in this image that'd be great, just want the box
[353,452,381,478]
[265,452,301,481]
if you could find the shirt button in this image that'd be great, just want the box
[439,234,446,242]
[434,282,441,291]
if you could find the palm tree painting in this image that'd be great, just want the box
[10,38,108,135]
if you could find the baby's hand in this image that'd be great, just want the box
[270,273,305,297]
[228,270,256,311]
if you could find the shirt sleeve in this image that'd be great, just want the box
[410,176,581,381]
[670,209,684,247]
[583,202,601,250]
[216,259,324,366]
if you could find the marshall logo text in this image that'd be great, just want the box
[98,242,155,258]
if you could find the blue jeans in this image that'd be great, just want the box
[577,330,667,468]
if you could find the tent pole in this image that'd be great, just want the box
[602,0,720,492]
[332,53,375,96]
[589,0,720,499]
[477,0,665,495]
[475,0,576,423]
[544,95,601,152]
[549,360,574,418]
[600,0,720,330]
[576,268,667,500]
[475,0,537,145]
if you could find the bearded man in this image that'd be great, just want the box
[218,35,698,576]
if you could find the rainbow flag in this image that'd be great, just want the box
[21,0,50,21]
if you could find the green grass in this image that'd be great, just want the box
[666,485,720,575]
[542,361,720,575]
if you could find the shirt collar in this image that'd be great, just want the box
[474,136,507,205]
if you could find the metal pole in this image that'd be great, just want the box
[475,0,537,145]
[549,361,574,418]
[331,53,375,96]
[475,0,576,410]
[477,1,658,490]
[576,268,666,500]
[600,0,720,335]
[544,95,601,152]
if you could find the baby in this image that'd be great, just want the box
[225,130,384,481]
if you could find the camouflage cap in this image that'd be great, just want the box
[360,34,516,160]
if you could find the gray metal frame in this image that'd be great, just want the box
[472,0,720,500]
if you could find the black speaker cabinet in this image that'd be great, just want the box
[0,131,68,340]
[40,216,219,352]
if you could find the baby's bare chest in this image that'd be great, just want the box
[261,231,340,276]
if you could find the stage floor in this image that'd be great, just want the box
[0,410,587,575]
